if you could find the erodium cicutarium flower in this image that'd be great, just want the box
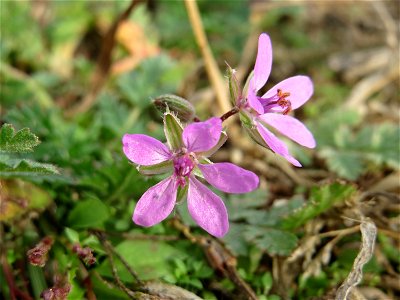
[243,33,316,167]
[122,115,259,237]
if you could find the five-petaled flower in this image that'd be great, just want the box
[244,33,316,167]
[122,116,259,237]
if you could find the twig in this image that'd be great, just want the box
[170,217,258,300]
[1,252,33,300]
[91,229,179,242]
[105,247,136,300]
[377,228,400,241]
[184,0,230,114]
[344,66,399,116]
[92,230,143,286]
[372,1,398,49]
[317,225,360,239]
[1,255,17,300]
[67,0,143,116]
[359,191,400,204]
[78,262,97,300]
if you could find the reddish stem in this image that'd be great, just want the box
[1,255,17,300]
[220,107,240,122]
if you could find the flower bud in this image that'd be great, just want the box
[27,236,53,267]
[40,284,71,300]
[153,94,196,122]
[226,64,241,107]
[72,243,96,266]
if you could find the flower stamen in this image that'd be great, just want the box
[276,89,292,115]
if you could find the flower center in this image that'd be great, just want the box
[173,152,195,187]
[260,89,292,115]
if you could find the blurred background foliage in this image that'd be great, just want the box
[0,0,399,299]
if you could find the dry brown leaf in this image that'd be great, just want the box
[335,219,377,300]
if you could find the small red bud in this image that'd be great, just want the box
[27,236,54,267]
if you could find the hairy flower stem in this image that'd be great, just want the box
[220,107,239,122]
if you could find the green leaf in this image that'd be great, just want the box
[0,155,59,178]
[97,240,186,281]
[67,198,110,229]
[137,160,173,176]
[0,124,40,153]
[310,109,400,179]
[163,112,184,151]
[91,275,129,300]
[225,189,268,225]
[281,182,356,230]
[223,223,250,256]
[321,150,363,180]
[244,226,298,256]
[28,265,47,299]
[117,55,186,109]
[64,228,80,244]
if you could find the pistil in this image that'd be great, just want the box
[173,153,195,187]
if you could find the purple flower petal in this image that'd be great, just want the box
[262,76,313,110]
[198,163,259,193]
[122,134,171,166]
[259,113,316,148]
[251,33,273,93]
[256,122,302,167]
[187,176,229,237]
[133,177,177,227]
[183,117,222,153]
[248,89,264,114]
[197,131,228,158]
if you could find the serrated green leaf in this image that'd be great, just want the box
[244,226,298,256]
[67,198,110,229]
[0,155,59,178]
[0,124,40,153]
[222,223,250,256]
[311,109,400,179]
[117,55,186,109]
[321,150,364,180]
[281,182,356,230]
[225,189,268,224]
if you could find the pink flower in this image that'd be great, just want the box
[245,33,316,167]
[122,117,259,237]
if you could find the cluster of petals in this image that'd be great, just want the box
[122,117,259,237]
[246,33,316,166]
